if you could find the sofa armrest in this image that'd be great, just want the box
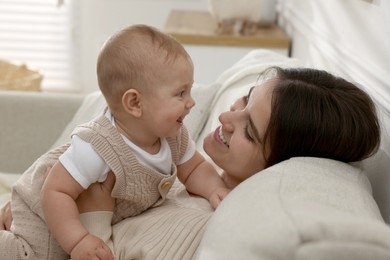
[0,91,83,174]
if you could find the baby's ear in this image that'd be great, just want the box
[122,89,142,117]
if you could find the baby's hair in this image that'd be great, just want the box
[97,24,190,106]
[261,66,380,167]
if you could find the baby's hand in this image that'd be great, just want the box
[70,233,114,260]
[209,187,231,209]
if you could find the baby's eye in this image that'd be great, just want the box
[177,91,185,97]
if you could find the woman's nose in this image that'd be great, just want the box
[218,111,235,132]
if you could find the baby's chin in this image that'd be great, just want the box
[165,126,183,138]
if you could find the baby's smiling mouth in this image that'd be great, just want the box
[178,112,190,124]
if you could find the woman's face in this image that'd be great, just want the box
[203,81,274,184]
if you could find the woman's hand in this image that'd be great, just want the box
[77,171,116,213]
[0,201,12,231]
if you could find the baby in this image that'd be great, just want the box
[0,24,229,260]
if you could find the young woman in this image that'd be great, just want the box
[205,66,380,189]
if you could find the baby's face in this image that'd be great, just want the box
[141,55,195,139]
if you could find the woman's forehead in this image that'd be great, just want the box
[248,80,274,104]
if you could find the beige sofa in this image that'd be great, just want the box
[0,91,83,174]
[1,50,390,259]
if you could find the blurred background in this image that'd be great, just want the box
[0,0,388,98]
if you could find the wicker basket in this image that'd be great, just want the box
[0,60,43,92]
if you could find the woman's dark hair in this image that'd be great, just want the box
[262,66,380,167]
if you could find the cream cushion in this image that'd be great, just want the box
[196,157,390,260]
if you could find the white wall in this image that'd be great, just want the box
[78,0,209,93]
[77,0,287,92]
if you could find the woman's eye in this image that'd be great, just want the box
[244,125,254,142]
[243,95,249,105]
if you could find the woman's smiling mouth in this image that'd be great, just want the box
[214,126,229,147]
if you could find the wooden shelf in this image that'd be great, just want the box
[164,10,290,49]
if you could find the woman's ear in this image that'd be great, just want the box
[122,89,142,117]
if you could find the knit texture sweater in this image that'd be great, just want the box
[80,180,214,260]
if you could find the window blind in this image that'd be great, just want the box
[0,0,80,92]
